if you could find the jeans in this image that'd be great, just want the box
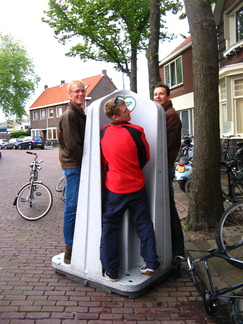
[63,168,81,247]
[168,167,185,257]
[100,186,159,276]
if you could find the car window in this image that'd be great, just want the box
[23,136,32,142]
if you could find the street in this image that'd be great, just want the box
[0,148,218,323]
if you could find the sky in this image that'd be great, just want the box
[0,0,189,122]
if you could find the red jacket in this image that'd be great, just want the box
[100,122,150,194]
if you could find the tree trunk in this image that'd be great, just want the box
[129,48,138,92]
[183,0,224,229]
[147,0,161,99]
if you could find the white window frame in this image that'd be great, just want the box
[224,1,243,54]
[178,108,194,137]
[31,129,40,137]
[33,111,38,120]
[56,106,62,117]
[40,109,46,119]
[164,56,183,89]
[48,108,54,118]
[233,78,243,135]
[47,128,57,140]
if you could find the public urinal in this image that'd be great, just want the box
[52,90,172,298]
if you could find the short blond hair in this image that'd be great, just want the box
[68,80,85,92]
[104,97,125,119]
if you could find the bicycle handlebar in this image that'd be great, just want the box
[26,151,43,163]
[26,151,37,156]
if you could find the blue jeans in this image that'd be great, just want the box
[100,186,159,276]
[63,168,81,247]
[168,167,185,257]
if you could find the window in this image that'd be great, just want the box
[220,83,233,134]
[33,111,38,120]
[234,79,243,134]
[56,106,62,117]
[47,128,57,140]
[40,110,45,119]
[224,2,243,52]
[48,108,54,118]
[236,7,243,42]
[31,130,40,137]
[179,108,193,137]
[164,56,183,88]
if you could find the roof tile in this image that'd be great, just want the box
[30,73,106,108]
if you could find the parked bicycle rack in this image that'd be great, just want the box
[52,90,172,298]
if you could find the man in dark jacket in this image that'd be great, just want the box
[58,80,86,264]
[154,84,185,259]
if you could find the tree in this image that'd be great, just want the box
[0,34,40,122]
[42,0,182,92]
[183,0,224,229]
[146,0,161,99]
[146,0,185,99]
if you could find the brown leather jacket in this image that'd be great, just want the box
[58,101,86,169]
[163,100,181,168]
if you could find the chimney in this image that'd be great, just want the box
[61,80,65,85]
[44,84,48,90]
[101,69,107,75]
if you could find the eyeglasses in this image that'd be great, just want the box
[70,90,87,94]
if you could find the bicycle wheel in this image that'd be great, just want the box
[217,201,243,268]
[231,183,243,201]
[231,289,243,324]
[56,176,65,192]
[16,182,53,221]
[185,179,192,198]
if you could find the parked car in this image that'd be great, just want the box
[19,136,45,150]
[0,139,9,149]
[5,138,23,149]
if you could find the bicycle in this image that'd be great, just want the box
[13,151,53,221]
[221,135,243,173]
[217,200,243,268]
[177,135,194,161]
[174,239,243,322]
[55,175,66,202]
[185,160,243,202]
[221,160,243,203]
[221,135,236,162]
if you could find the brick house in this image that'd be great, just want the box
[158,0,243,142]
[29,70,117,144]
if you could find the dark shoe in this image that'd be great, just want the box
[64,245,72,264]
[172,255,185,279]
[104,271,118,282]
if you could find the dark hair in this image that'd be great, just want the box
[154,83,170,96]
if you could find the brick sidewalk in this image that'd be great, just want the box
[0,149,219,323]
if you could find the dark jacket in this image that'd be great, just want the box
[58,101,86,169]
[163,100,181,168]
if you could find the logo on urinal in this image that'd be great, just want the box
[116,95,136,113]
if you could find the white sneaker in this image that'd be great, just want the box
[140,266,155,275]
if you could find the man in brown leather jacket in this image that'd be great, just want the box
[154,84,185,260]
[58,80,87,264]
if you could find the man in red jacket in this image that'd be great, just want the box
[100,97,159,282]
